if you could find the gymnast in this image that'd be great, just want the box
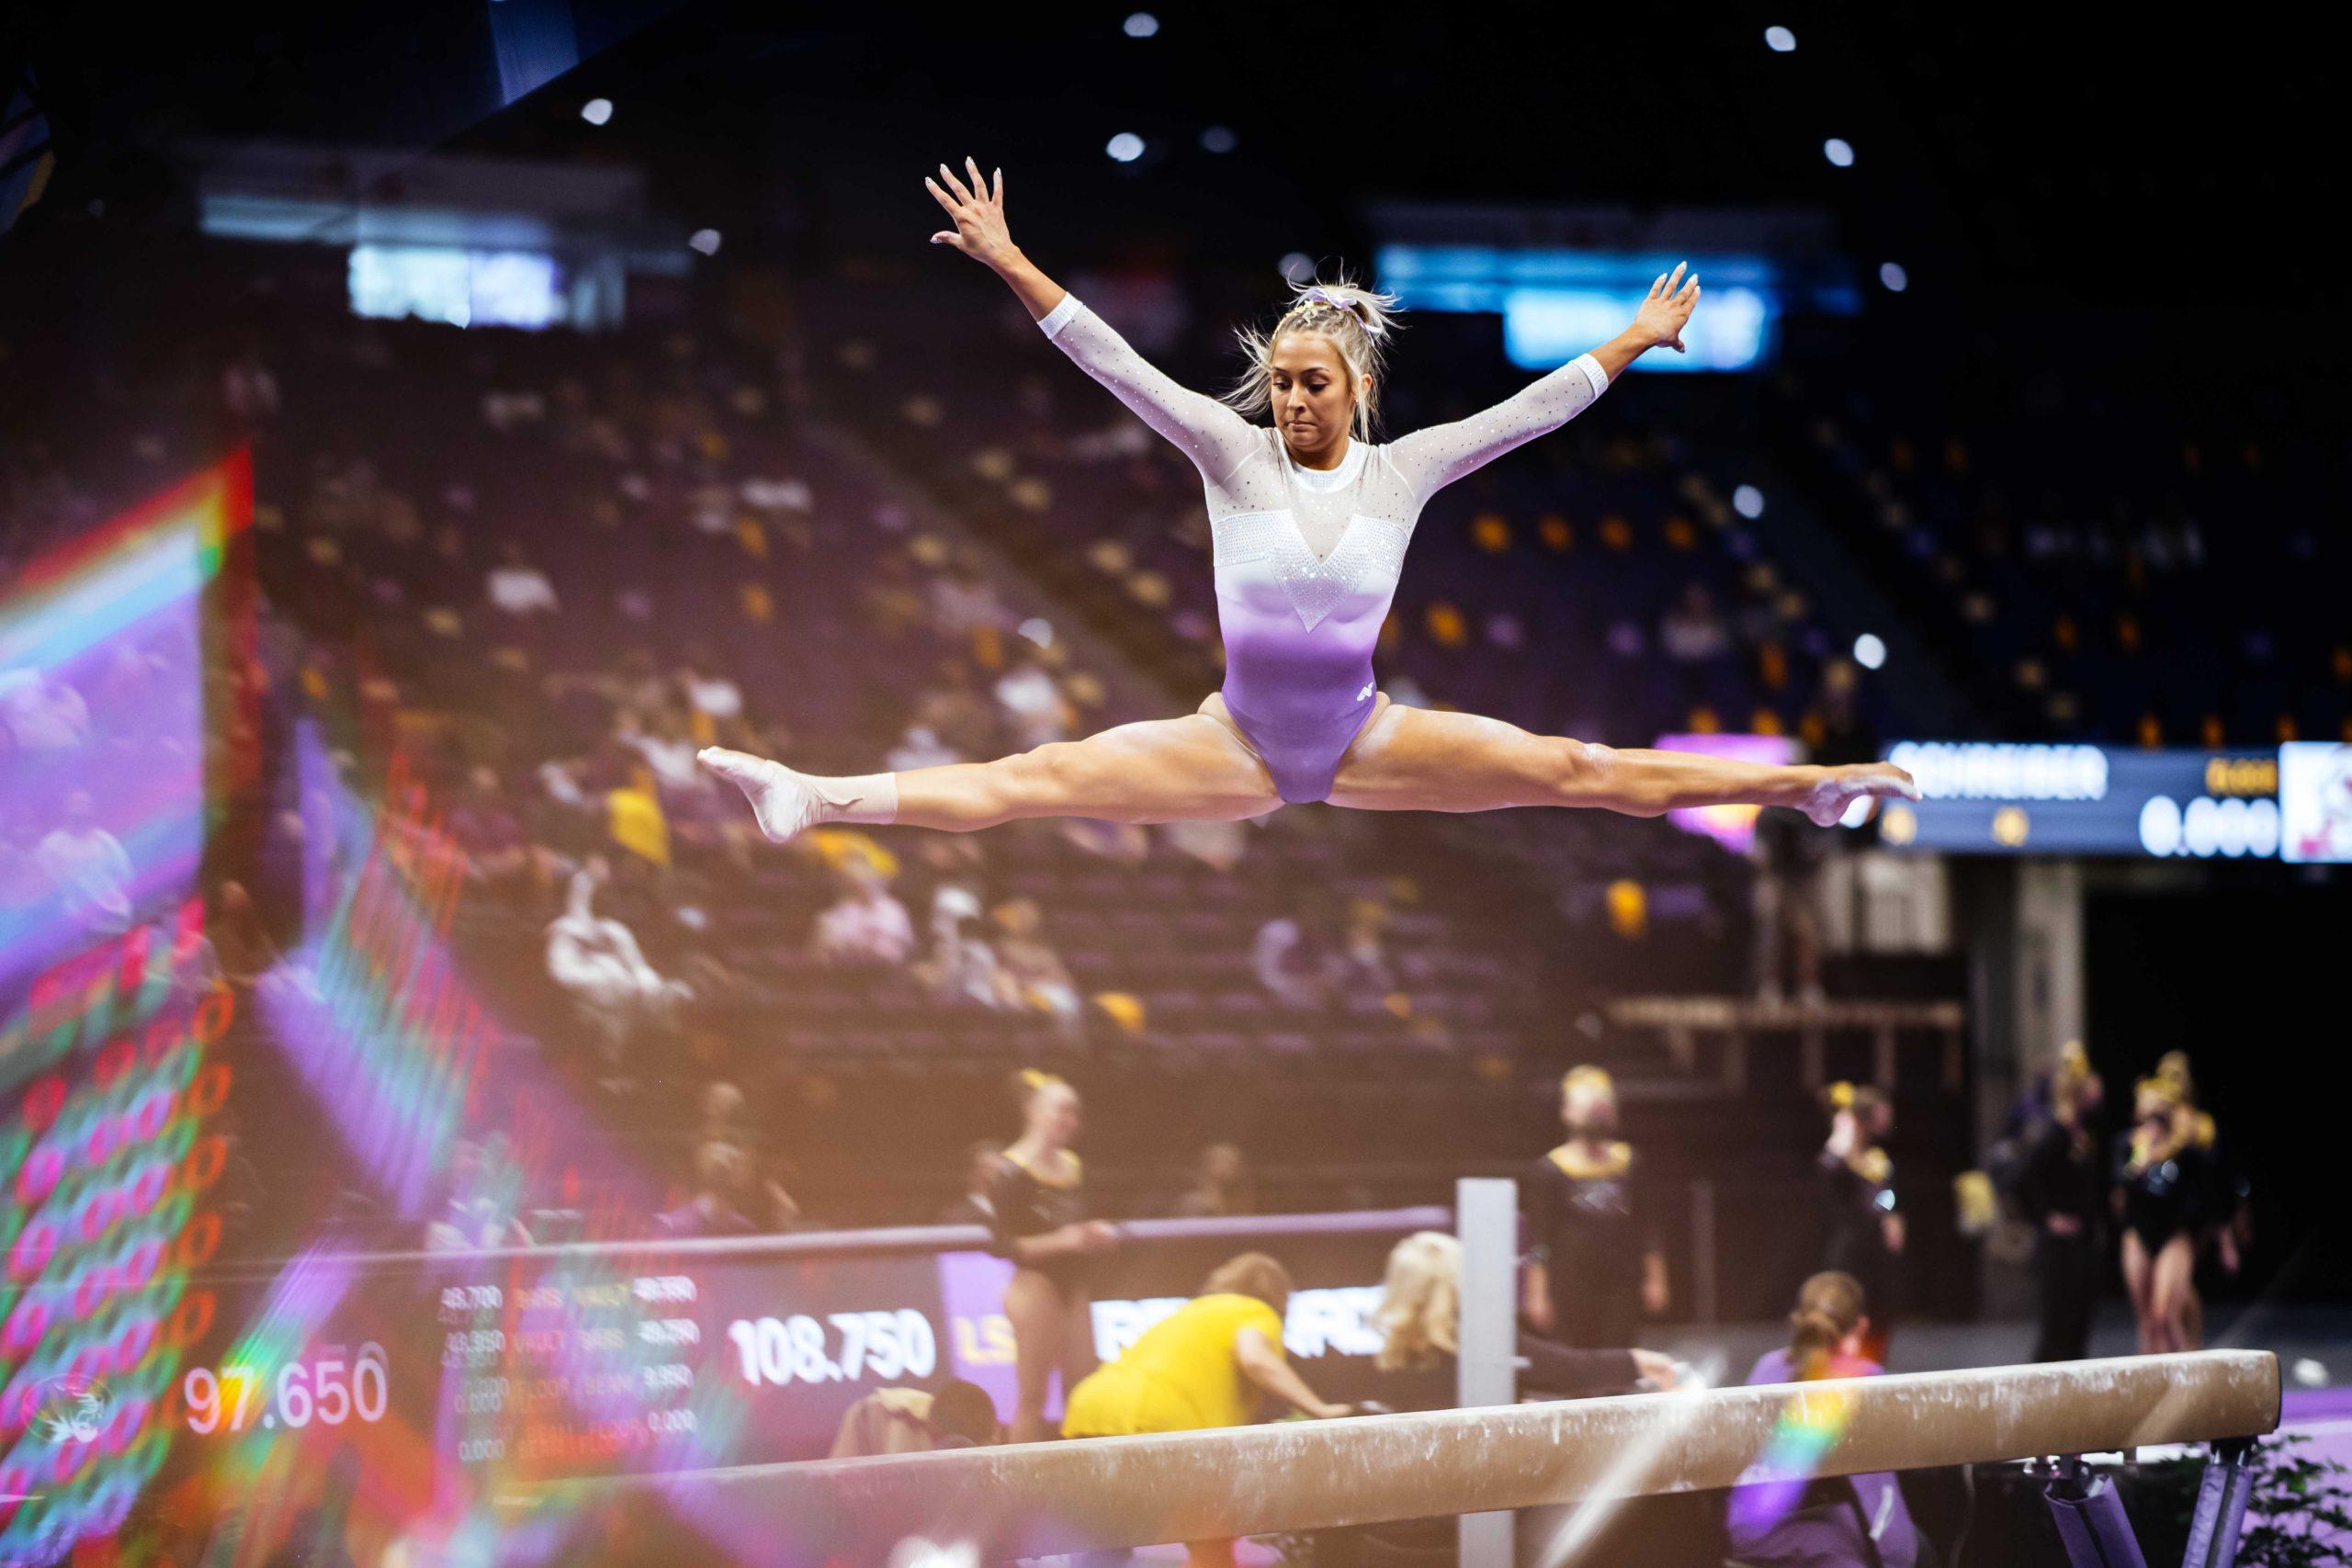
[701,157,1920,841]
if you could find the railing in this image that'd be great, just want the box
[1609,994,1968,1094]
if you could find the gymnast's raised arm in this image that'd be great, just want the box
[926,156,1260,482]
[1389,261,1703,500]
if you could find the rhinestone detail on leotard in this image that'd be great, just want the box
[1212,511,1414,631]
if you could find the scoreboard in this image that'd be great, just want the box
[138,1214,1421,1484]
[1875,742,2286,859]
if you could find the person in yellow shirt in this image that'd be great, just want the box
[1062,1253,1348,1567]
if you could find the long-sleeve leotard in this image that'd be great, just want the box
[1039,294,1609,802]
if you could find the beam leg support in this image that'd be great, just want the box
[2043,1457,2149,1568]
[2180,1438,2257,1568]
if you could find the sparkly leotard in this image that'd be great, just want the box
[1038,295,1611,803]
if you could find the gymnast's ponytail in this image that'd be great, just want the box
[1225,271,1403,444]
[1786,1270,1867,1378]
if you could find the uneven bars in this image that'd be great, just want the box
[529,1348,2278,1560]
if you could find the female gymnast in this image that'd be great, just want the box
[1522,1066,1669,1348]
[2114,1073,2210,1355]
[982,1070,1119,1442]
[1816,1082,1904,1364]
[2013,1044,2106,1361]
[700,157,1920,841]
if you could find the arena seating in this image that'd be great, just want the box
[1774,350,2349,745]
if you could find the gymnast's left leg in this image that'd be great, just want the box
[1327,700,1917,824]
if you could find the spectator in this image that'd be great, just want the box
[692,1081,805,1230]
[827,1377,1001,1459]
[885,720,964,773]
[447,766,528,886]
[423,1137,535,1252]
[993,897,1082,1031]
[916,885,1010,1008]
[545,866,690,1079]
[810,863,917,965]
[992,648,1070,750]
[1058,815,1150,863]
[927,559,1007,641]
[624,708,706,797]
[1340,896,1396,991]
[1163,816,1250,872]
[486,542,559,617]
[677,648,744,738]
[940,1139,1007,1225]
[1170,1144,1257,1219]
[697,1080,752,1146]
[34,789,134,936]
[1659,581,1732,663]
[1252,894,1354,1010]
[655,1140,765,1238]
[2,668,92,753]
[1726,1272,1922,1568]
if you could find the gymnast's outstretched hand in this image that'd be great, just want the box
[925,155,1020,271]
[1634,261,1702,354]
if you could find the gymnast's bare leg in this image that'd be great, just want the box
[698,693,1916,842]
[698,696,1281,839]
[1326,698,1916,825]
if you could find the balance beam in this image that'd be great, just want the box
[537,1349,2277,1559]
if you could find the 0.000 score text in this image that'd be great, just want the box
[725,1311,936,1389]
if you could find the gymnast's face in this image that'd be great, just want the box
[1563,1083,1618,1136]
[1028,1082,1081,1146]
[1270,332,1363,464]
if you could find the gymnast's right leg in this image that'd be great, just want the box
[699,697,1281,842]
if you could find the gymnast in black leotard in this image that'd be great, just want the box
[2014,1044,2105,1362]
[1817,1082,1903,1365]
[2113,1075,2208,1354]
[985,1070,1120,1442]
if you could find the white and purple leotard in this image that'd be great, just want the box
[1038,294,1611,804]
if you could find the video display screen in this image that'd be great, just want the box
[2278,741,2352,864]
[1875,741,2284,859]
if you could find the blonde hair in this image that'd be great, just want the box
[1786,1270,1867,1375]
[1224,273,1402,445]
[1374,1231,1461,1372]
[1823,1081,1887,1124]
[2051,1043,2100,1122]
[2154,1050,2197,1103]
[1012,1067,1069,1103]
[1562,1065,1615,1099]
